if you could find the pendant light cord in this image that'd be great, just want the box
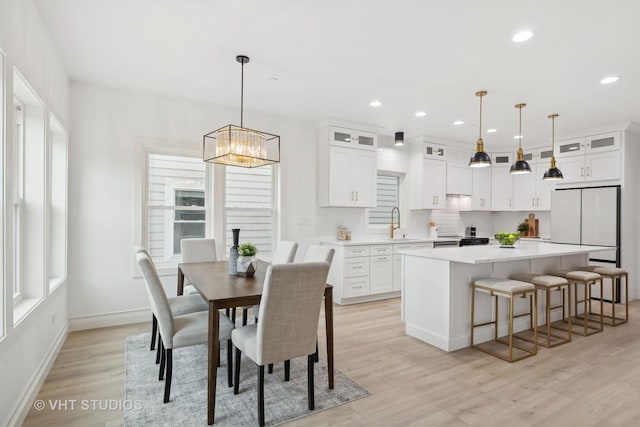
[518,105,522,149]
[240,60,244,128]
[478,93,483,138]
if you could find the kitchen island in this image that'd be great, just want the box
[401,241,611,352]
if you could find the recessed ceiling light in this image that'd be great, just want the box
[453,120,464,126]
[415,111,427,117]
[600,76,619,84]
[512,30,533,42]
[487,128,497,133]
[377,148,384,152]
[369,100,382,107]
[513,135,523,139]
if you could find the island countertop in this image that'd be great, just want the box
[399,241,611,264]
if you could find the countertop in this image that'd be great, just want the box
[400,241,611,264]
[321,236,460,246]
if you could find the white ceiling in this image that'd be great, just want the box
[35,0,640,149]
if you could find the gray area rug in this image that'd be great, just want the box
[125,333,369,426]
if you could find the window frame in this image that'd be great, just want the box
[12,97,25,304]
[367,171,402,229]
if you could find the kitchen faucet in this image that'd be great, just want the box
[390,206,400,239]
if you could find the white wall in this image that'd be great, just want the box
[0,0,69,425]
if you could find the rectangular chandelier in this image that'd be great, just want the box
[203,124,280,168]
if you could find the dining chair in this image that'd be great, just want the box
[248,241,298,324]
[135,246,209,357]
[136,252,235,402]
[232,262,330,426]
[181,238,217,295]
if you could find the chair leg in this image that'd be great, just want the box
[234,347,242,395]
[284,360,290,381]
[242,308,249,326]
[159,341,165,381]
[232,307,237,324]
[150,315,157,350]
[314,340,319,363]
[227,340,233,387]
[307,354,315,410]
[163,349,173,403]
[218,344,221,368]
[268,363,273,374]
[155,332,162,364]
[258,365,265,427]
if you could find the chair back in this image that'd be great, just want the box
[134,245,149,255]
[271,241,298,264]
[136,252,175,348]
[181,238,217,263]
[256,262,329,365]
[303,245,335,266]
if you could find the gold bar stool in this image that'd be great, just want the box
[511,273,572,347]
[574,266,629,326]
[470,278,538,362]
[551,270,603,336]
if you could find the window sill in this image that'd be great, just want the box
[14,297,43,326]
[49,276,66,292]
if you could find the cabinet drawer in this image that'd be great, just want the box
[345,246,370,257]
[344,257,370,277]
[343,276,370,298]
[370,245,392,255]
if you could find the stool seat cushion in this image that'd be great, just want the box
[575,265,626,276]
[511,273,568,287]
[474,278,534,293]
[552,270,601,281]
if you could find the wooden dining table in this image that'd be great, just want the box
[177,261,334,425]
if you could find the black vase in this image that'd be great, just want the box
[229,228,240,274]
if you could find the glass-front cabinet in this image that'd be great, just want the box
[330,126,377,150]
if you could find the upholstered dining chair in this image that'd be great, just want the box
[180,238,217,295]
[136,252,235,402]
[134,246,208,357]
[232,262,330,426]
[248,241,298,323]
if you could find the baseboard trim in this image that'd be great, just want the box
[69,308,151,332]
[9,324,68,427]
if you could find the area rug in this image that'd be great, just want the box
[124,333,369,426]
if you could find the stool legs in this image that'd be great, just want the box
[570,279,604,336]
[588,273,629,326]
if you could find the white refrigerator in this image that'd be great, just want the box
[550,185,621,299]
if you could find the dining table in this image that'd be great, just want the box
[177,260,334,425]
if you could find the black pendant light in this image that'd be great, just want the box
[543,114,564,180]
[395,131,404,146]
[469,90,491,167]
[510,103,532,174]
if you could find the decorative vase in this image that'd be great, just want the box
[236,255,256,277]
[229,228,240,275]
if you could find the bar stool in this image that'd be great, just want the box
[574,266,629,326]
[551,270,603,336]
[511,273,572,347]
[470,278,537,362]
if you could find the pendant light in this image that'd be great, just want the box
[469,90,491,167]
[543,114,563,180]
[203,55,280,168]
[510,103,532,174]
[395,131,404,146]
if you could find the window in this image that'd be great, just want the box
[369,175,399,224]
[144,153,207,265]
[224,165,275,258]
[13,98,24,301]
[48,115,68,291]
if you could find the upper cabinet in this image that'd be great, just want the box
[446,147,472,195]
[490,153,513,211]
[555,132,621,183]
[329,126,377,150]
[471,167,491,210]
[409,141,447,209]
[512,148,555,211]
[318,125,378,207]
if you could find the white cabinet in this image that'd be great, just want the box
[410,158,446,209]
[447,163,472,195]
[321,146,377,207]
[471,167,491,210]
[555,132,621,183]
[329,126,377,150]
[392,243,432,291]
[370,254,393,294]
[490,153,513,211]
[421,143,447,159]
[512,148,555,211]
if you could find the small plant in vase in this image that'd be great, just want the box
[237,243,257,277]
[517,222,530,237]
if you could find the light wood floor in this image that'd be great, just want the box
[23,299,640,426]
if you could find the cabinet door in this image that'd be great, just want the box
[491,166,513,210]
[472,167,491,210]
[344,256,370,278]
[370,256,393,294]
[423,143,446,159]
[534,162,555,210]
[556,138,586,158]
[512,170,536,211]
[446,163,472,195]
[585,151,620,182]
[586,132,620,153]
[328,147,354,206]
[329,126,377,150]
[421,159,446,209]
[351,150,377,207]
[343,276,370,298]
[555,155,585,183]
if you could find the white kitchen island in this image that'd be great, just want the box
[401,241,611,352]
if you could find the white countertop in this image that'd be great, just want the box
[400,241,612,264]
[321,236,460,246]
